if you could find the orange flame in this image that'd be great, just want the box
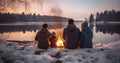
[56,35,64,47]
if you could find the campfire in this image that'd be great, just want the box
[56,35,64,48]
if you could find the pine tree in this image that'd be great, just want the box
[89,14,94,23]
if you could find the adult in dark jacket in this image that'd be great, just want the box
[35,24,51,49]
[80,22,93,48]
[63,19,80,49]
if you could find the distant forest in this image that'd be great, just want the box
[0,9,120,23]
[95,10,120,22]
[0,12,68,23]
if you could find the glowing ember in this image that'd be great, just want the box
[56,35,64,47]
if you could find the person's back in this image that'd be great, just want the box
[80,22,93,48]
[49,31,57,48]
[35,24,51,49]
[63,19,80,49]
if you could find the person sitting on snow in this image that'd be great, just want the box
[63,19,81,49]
[35,24,51,49]
[80,21,93,48]
[49,31,57,48]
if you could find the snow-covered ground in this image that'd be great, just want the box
[0,40,120,63]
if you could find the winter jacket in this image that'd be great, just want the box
[80,27,93,48]
[35,28,51,49]
[63,24,80,49]
[49,36,57,48]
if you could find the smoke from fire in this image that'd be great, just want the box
[50,6,63,16]
[49,5,63,32]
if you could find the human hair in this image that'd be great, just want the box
[82,21,88,27]
[51,31,56,36]
[68,19,74,24]
[43,24,48,28]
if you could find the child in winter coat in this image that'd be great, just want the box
[50,31,57,48]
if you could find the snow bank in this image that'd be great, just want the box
[0,40,120,63]
[101,40,120,49]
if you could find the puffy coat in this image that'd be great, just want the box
[35,28,51,49]
[63,24,80,49]
[80,27,93,48]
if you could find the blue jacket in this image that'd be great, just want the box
[80,27,93,48]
